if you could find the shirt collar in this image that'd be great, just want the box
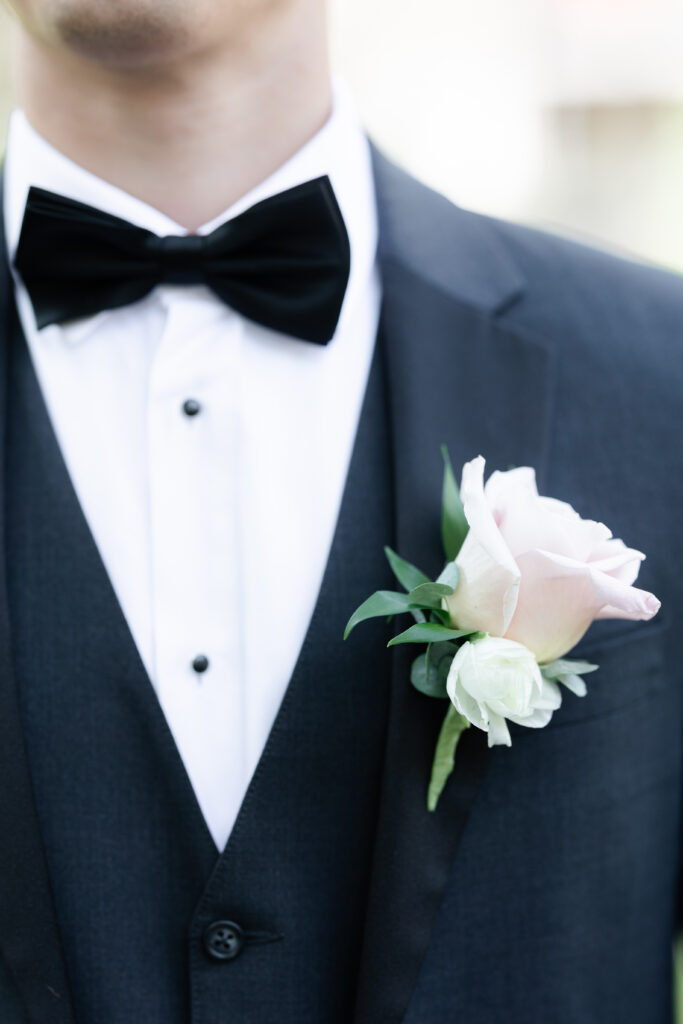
[3,78,378,346]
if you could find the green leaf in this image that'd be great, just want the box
[383,546,430,593]
[387,622,474,647]
[410,642,456,698]
[540,658,599,679]
[436,561,460,591]
[441,445,469,562]
[429,607,453,626]
[407,581,455,606]
[344,590,415,640]
[427,705,470,812]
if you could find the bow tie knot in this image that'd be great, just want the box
[144,233,208,285]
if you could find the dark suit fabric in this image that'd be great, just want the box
[0,150,682,1024]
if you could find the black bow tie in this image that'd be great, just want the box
[13,176,351,345]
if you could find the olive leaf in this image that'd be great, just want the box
[383,546,430,593]
[343,590,416,640]
[387,622,475,647]
[410,642,457,699]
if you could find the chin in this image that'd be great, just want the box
[27,0,197,68]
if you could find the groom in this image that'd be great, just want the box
[1,1,682,1022]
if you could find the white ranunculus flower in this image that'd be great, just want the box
[446,636,562,747]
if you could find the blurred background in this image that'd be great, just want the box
[1,0,683,270]
[330,0,683,272]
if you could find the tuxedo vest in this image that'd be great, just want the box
[6,307,395,1024]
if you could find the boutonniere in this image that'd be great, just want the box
[345,450,661,811]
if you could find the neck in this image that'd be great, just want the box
[12,5,332,231]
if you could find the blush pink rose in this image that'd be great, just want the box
[444,456,660,664]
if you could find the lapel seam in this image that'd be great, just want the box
[378,249,526,326]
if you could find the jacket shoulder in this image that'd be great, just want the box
[372,147,683,354]
[488,214,683,335]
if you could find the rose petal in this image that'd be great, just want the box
[594,590,661,620]
[505,548,660,661]
[535,496,581,521]
[589,543,645,585]
[499,493,613,562]
[485,466,539,511]
[444,457,521,636]
[504,551,600,661]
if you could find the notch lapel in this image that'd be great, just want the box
[354,150,558,1024]
[0,193,77,1024]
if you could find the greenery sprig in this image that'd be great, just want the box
[344,446,476,810]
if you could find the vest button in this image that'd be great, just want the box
[203,920,245,962]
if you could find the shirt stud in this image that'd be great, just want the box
[182,398,202,417]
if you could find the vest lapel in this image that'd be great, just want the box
[353,150,558,1024]
[0,220,77,1023]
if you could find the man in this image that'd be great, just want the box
[0,1,681,1022]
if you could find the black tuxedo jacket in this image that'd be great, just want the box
[1,148,683,1023]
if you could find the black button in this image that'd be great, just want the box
[182,398,202,417]
[192,654,210,674]
[203,920,245,961]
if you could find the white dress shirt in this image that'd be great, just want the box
[3,83,381,851]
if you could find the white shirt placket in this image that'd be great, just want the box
[147,287,246,849]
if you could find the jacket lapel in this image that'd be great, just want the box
[354,150,558,1024]
[0,197,77,1024]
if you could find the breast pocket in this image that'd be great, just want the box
[540,617,669,731]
